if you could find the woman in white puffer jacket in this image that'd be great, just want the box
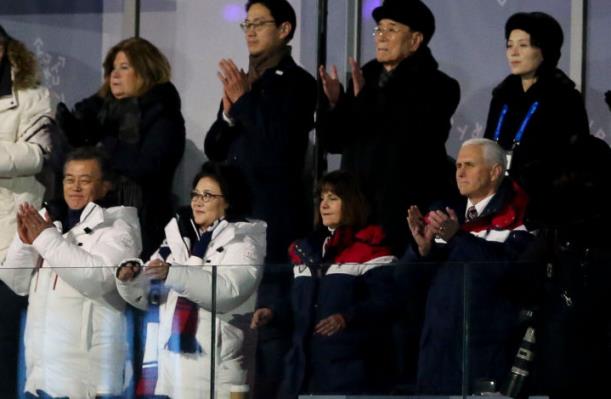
[0,25,53,398]
[0,25,53,262]
[116,162,266,399]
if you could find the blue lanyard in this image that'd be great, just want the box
[493,101,540,145]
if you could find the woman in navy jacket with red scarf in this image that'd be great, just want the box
[280,171,396,397]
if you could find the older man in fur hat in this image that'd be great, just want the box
[318,0,460,258]
[319,5,460,387]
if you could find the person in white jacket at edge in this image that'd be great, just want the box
[0,25,54,398]
[0,146,142,399]
[0,25,54,261]
[116,161,266,399]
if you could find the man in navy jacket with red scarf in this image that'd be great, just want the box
[398,138,534,395]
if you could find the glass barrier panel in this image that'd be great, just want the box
[1,255,609,398]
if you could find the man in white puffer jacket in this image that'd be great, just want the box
[0,147,142,399]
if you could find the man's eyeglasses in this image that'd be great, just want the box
[190,190,224,203]
[240,19,276,33]
[372,26,403,37]
[63,177,99,187]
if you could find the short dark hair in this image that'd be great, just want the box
[64,146,114,182]
[314,170,368,229]
[245,0,297,43]
[192,162,252,221]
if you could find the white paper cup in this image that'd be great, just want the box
[229,384,249,399]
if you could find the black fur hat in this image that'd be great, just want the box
[372,0,435,45]
[505,12,564,73]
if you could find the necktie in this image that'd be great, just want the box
[466,206,478,222]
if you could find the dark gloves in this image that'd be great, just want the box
[176,206,198,245]
[56,95,104,147]
[605,91,611,112]
[55,102,80,145]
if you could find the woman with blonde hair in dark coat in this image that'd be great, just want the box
[57,37,186,258]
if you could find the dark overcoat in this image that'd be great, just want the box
[398,180,534,394]
[205,55,317,345]
[483,68,590,222]
[319,47,461,256]
[59,82,186,258]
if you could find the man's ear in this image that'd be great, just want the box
[101,180,113,197]
[490,163,504,183]
[409,31,424,53]
[279,21,292,41]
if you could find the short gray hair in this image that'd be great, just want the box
[461,138,507,174]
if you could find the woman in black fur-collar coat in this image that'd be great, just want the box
[484,12,590,227]
[57,37,186,258]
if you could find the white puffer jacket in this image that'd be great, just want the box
[116,218,266,399]
[0,84,53,262]
[0,202,142,398]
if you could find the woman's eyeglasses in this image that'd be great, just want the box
[190,190,223,203]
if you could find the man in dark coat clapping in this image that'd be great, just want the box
[205,1,317,397]
[318,0,460,257]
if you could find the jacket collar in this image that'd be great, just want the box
[397,46,438,74]
[138,81,182,112]
[165,218,233,260]
[0,89,17,112]
[49,201,104,235]
[166,216,266,261]
[463,179,528,232]
[207,219,234,252]
[0,74,16,112]
[247,45,292,83]
[78,202,102,224]
[371,45,438,80]
[0,55,12,97]
[255,53,297,84]
[477,179,513,219]
[493,68,577,101]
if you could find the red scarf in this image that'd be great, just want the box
[462,181,529,234]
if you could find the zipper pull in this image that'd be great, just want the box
[561,290,573,307]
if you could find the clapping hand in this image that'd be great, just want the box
[143,258,170,281]
[116,259,143,282]
[319,64,341,108]
[407,205,436,256]
[318,57,365,108]
[218,58,249,113]
[319,57,365,109]
[17,203,53,245]
[426,207,460,242]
